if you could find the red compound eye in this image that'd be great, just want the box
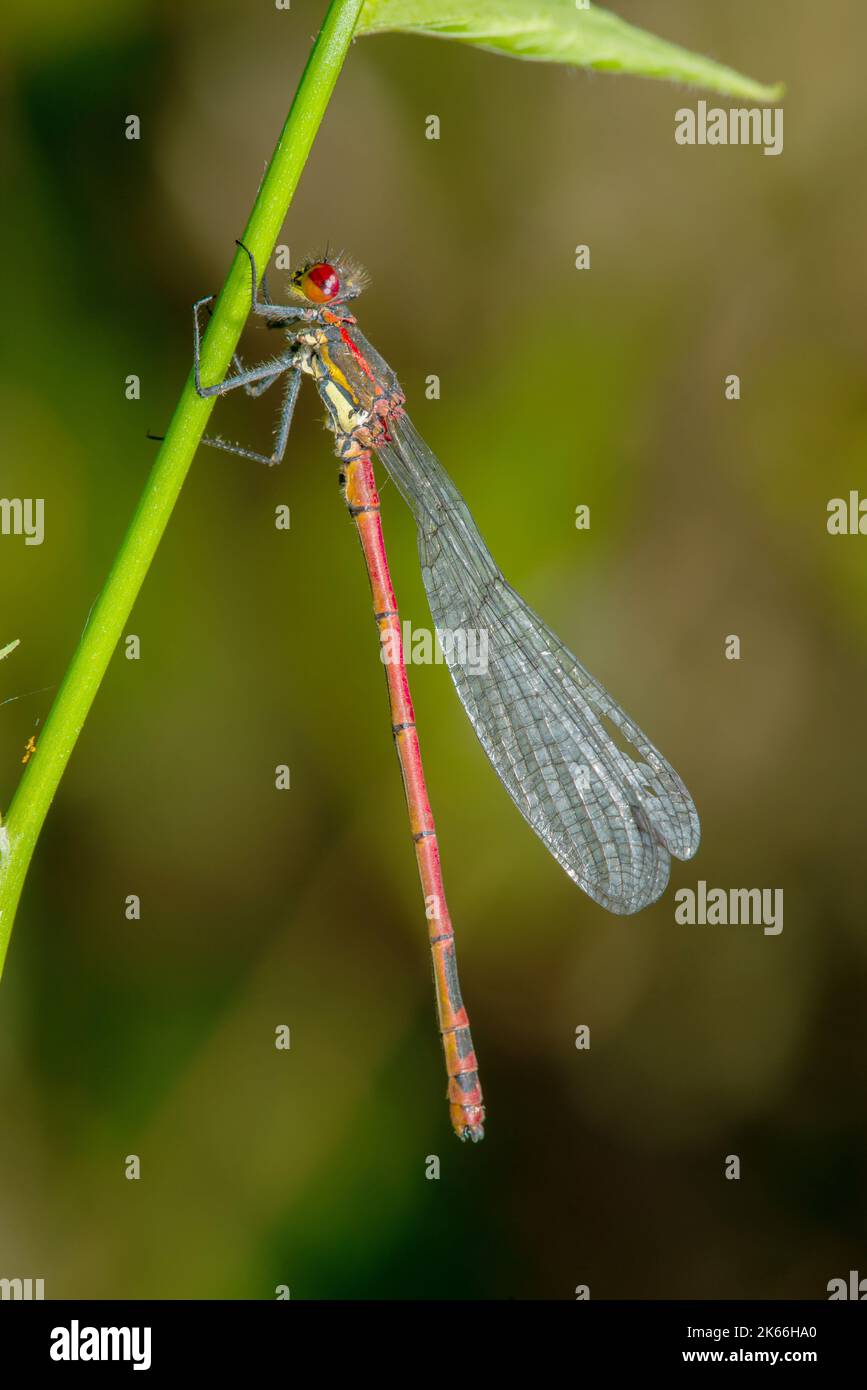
[300,262,341,303]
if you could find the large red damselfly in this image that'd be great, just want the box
[191,244,701,1142]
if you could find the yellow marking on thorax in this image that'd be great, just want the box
[317,339,355,400]
[322,377,368,434]
[303,332,369,434]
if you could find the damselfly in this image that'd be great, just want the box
[191,243,701,1142]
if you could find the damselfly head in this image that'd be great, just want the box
[290,253,368,306]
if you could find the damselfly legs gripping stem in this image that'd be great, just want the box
[190,242,700,1141]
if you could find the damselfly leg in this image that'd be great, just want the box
[192,287,305,465]
[196,367,303,467]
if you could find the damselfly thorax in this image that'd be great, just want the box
[294,320,404,460]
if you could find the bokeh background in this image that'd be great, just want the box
[1,0,866,1300]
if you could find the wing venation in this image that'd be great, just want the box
[376,414,700,914]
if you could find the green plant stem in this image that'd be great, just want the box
[0,0,365,979]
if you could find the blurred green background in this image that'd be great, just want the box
[1,0,866,1300]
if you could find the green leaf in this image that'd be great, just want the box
[358,0,783,101]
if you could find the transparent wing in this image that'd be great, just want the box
[376,413,700,915]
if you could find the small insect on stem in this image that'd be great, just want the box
[174,244,700,1141]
